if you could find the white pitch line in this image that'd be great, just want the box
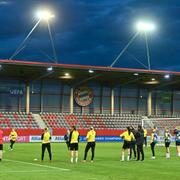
[4,159,70,172]
[0,170,60,173]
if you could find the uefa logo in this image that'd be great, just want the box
[74,86,93,106]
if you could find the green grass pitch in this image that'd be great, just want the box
[0,142,180,180]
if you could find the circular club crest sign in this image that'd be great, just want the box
[74,87,93,106]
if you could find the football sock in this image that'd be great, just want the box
[121,152,125,161]
[0,150,2,159]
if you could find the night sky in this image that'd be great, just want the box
[0,0,180,71]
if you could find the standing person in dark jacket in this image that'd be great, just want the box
[64,130,70,150]
[0,127,3,162]
[129,125,136,160]
[174,127,180,157]
[135,125,144,161]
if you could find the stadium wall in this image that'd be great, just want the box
[1,78,179,115]
[2,128,123,136]
[2,128,124,143]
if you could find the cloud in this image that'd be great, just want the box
[0,0,180,71]
[0,0,11,5]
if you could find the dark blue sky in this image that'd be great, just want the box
[0,0,180,70]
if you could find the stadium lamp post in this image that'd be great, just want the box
[136,21,155,70]
[109,21,155,117]
[110,21,155,70]
[37,10,58,63]
[9,9,56,62]
[136,21,155,116]
[9,9,56,114]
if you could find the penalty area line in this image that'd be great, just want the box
[4,159,70,172]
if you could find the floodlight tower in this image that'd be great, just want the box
[136,21,155,70]
[36,9,57,63]
[110,20,156,70]
[9,9,57,63]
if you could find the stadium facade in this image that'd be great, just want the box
[0,59,180,116]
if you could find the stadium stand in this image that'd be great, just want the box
[39,112,143,130]
[0,112,39,129]
[1,111,180,131]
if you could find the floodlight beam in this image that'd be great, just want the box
[10,45,27,60]
[47,21,58,63]
[9,19,41,60]
[126,51,148,69]
[144,32,151,70]
[110,32,139,67]
[37,48,56,63]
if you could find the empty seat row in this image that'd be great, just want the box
[40,113,143,130]
[0,112,39,129]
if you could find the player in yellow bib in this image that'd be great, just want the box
[9,128,18,151]
[41,128,52,162]
[120,126,135,161]
[69,126,79,163]
[83,127,96,162]
[143,128,147,147]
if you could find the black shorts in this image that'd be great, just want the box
[69,143,78,151]
[122,141,131,149]
[131,141,136,147]
[176,141,180,146]
[87,142,96,148]
[165,142,170,148]
[0,144,3,150]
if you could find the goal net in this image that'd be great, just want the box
[142,117,180,145]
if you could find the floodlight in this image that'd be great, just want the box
[136,21,155,32]
[89,69,94,73]
[65,73,70,76]
[164,74,170,79]
[37,10,55,21]
[59,73,73,79]
[133,73,139,76]
[47,66,53,71]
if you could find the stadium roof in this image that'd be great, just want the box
[0,59,180,90]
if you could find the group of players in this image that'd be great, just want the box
[41,126,96,163]
[120,125,180,161]
[0,125,180,163]
[41,125,180,163]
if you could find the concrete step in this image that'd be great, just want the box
[32,114,46,129]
